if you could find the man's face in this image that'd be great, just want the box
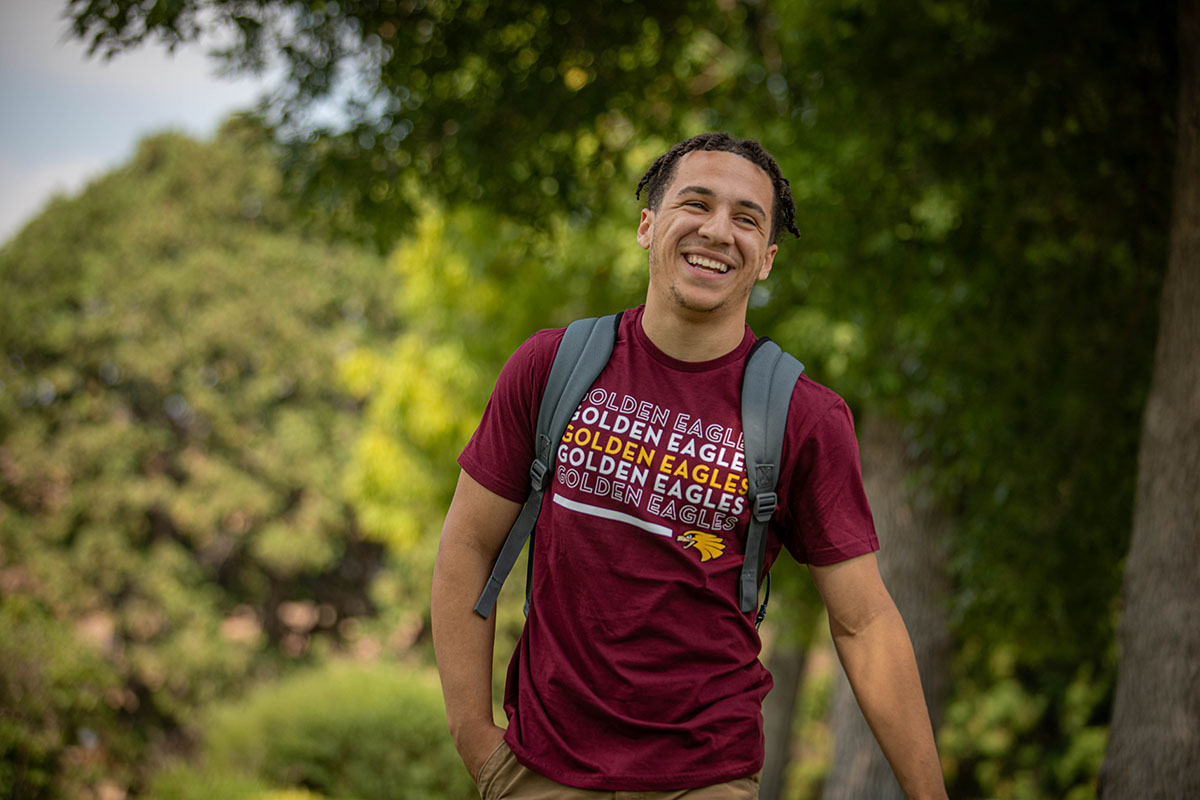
[637,150,778,318]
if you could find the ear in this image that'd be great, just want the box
[757,244,778,281]
[637,208,654,251]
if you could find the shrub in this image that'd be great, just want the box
[143,763,270,800]
[190,661,474,800]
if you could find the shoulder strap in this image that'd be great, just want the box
[473,312,623,619]
[739,337,805,623]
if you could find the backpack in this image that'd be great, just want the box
[472,312,804,628]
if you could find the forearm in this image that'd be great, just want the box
[431,471,520,778]
[831,605,947,800]
[431,533,501,743]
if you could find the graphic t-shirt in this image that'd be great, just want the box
[458,306,878,791]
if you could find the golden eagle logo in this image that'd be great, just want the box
[677,531,726,562]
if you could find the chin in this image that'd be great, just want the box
[670,289,732,315]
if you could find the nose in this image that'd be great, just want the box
[697,208,734,245]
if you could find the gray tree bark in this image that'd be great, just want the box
[822,416,951,800]
[1099,1,1200,795]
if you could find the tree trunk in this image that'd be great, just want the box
[760,641,808,800]
[823,416,951,800]
[1099,1,1200,796]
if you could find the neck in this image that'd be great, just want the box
[640,296,748,362]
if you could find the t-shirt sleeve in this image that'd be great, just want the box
[457,329,562,504]
[778,393,879,565]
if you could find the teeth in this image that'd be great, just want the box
[685,255,729,273]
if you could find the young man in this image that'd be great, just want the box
[432,133,948,799]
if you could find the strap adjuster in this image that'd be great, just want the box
[752,491,777,521]
[529,458,549,490]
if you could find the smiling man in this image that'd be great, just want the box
[432,133,948,799]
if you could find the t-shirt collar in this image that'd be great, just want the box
[627,305,756,373]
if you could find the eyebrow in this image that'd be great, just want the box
[677,185,768,220]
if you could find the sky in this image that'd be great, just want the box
[0,0,273,243]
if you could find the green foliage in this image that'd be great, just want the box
[0,118,397,795]
[147,662,473,800]
[782,635,838,800]
[66,0,779,248]
[144,764,272,800]
[752,0,1175,669]
[0,597,130,800]
[940,640,1113,799]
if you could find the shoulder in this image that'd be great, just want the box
[497,326,567,389]
[496,310,634,402]
[515,326,568,362]
[506,312,631,384]
[774,371,877,564]
[786,372,856,443]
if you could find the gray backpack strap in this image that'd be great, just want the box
[739,338,805,623]
[473,313,623,619]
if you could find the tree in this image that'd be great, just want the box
[66,0,773,249]
[0,118,395,797]
[1100,1,1200,794]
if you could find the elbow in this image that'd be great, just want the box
[828,594,901,641]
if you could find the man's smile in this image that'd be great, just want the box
[683,253,732,274]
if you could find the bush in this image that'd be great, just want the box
[158,661,474,800]
[144,764,271,800]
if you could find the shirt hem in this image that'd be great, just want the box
[505,735,763,792]
[803,538,880,566]
[458,454,528,505]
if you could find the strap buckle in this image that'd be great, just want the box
[529,458,549,491]
[752,491,777,521]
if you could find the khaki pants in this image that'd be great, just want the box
[475,741,761,800]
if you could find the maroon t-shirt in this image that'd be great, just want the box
[458,306,878,790]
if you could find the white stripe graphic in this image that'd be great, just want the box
[551,494,673,538]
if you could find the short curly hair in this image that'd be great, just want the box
[636,132,799,244]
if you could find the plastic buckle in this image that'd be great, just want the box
[529,458,549,490]
[753,491,777,521]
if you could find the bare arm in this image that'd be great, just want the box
[809,552,948,800]
[431,469,522,780]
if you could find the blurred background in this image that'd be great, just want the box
[1,1,1195,799]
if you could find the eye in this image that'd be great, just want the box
[684,200,707,210]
